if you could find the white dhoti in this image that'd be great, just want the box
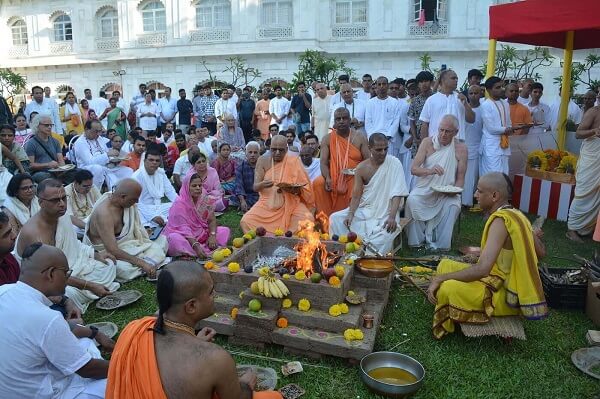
[462,153,479,207]
[568,137,600,235]
[405,136,461,250]
[137,201,173,226]
[81,164,106,189]
[84,193,168,282]
[105,165,134,190]
[61,338,107,399]
[479,151,508,176]
[15,215,120,313]
[330,155,409,255]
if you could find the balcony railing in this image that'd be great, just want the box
[408,21,448,37]
[8,44,28,58]
[190,28,231,43]
[332,24,367,39]
[137,32,167,47]
[96,38,119,51]
[49,41,73,54]
[256,25,293,40]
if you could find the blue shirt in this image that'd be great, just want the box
[235,160,258,206]
[177,98,193,125]
[290,93,312,123]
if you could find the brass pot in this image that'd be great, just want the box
[355,257,394,278]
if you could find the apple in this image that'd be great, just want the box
[285,230,293,237]
[323,268,336,279]
[347,232,358,242]
[256,227,267,237]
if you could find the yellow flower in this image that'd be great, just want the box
[347,290,355,296]
[334,265,345,278]
[345,258,354,265]
[353,329,364,340]
[339,235,348,243]
[274,228,284,236]
[294,270,306,280]
[228,262,240,273]
[222,248,232,257]
[343,328,365,341]
[355,237,363,246]
[328,276,341,286]
[282,298,292,308]
[282,273,291,280]
[230,307,239,319]
[328,304,342,317]
[527,150,548,171]
[344,329,354,341]
[320,233,330,240]
[298,298,311,312]
[339,303,349,314]
[557,154,578,174]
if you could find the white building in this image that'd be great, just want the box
[0,0,592,103]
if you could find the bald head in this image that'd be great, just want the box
[21,243,68,274]
[271,135,287,147]
[158,261,210,306]
[114,178,142,196]
[479,172,512,200]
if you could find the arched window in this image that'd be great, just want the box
[52,14,72,42]
[101,83,123,98]
[10,19,28,45]
[146,81,166,98]
[195,0,231,29]
[99,9,119,38]
[141,1,166,32]
[56,85,75,101]
[260,0,292,26]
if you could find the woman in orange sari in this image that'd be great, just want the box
[59,92,84,135]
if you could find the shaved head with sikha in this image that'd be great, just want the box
[20,243,70,297]
[479,172,512,200]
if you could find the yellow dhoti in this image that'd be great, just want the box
[432,208,548,339]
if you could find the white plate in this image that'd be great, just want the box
[49,164,75,172]
[431,185,463,194]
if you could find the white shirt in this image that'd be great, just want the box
[365,96,401,138]
[517,95,530,105]
[526,101,551,134]
[73,135,110,167]
[330,99,366,128]
[0,282,92,399]
[549,99,583,131]
[419,92,467,140]
[173,154,192,177]
[480,99,511,156]
[356,90,372,103]
[329,92,342,108]
[137,102,159,131]
[89,97,110,129]
[303,158,321,182]
[197,137,215,158]
[269,97,291,130]
[133,168,177,206]
[214,98,238,121]
[116,98,128,114]
[465,105,483,159]
[24,99,63,134]
[122,140,134,154]
[158,96,178,124]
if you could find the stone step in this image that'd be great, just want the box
[213,293,241,314]
[196,312,235,336]
[280,302,363,333]
[240,289,285,311]
[236,307,279,330]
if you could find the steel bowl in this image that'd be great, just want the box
[355,257,394,278]
[360,352,425,398]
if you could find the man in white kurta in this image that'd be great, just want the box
[214,91,238,125]
[300,145,321,182]
[132,149,177,227]
[311,83,332,140]
[406,115,467,250]
[84,180,168,281]
[269,87,291,132]
[566,106,600,242]
[73,120,133,189]
[389,86,412,188]
[479,77,513,176]
[365,77,401,140]
[419,70,474,141]
[463,85,484,207]
[549,95,583,132]
[330,84,367,136]
[330,134,409,255]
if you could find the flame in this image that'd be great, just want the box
[294,219,328,276]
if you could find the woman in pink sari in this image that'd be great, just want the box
[163,172,230,258]
[187,151,227,211]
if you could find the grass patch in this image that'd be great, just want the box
[86,209,600,399]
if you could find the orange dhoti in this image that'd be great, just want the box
[241,155,315,234]
[313,131,363,216]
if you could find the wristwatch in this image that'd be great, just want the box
[58,295,69,307]
[89,326,99,340]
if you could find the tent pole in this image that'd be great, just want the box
[558,31,574,150]
[486,39,497,79]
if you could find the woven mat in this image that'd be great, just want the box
[460,316,526,340]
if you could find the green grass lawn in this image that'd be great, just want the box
[86,210,600,399]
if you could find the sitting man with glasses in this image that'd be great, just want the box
[240,135,315,234]
[0,243,110,398]
[24,113,76,184]
[15,179,119,313]
[65,169,101,237]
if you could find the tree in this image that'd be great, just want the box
[553,53,600,93]
[479,45,554,82]
[0,68,27,108]
[290,50,354,91]
[222,56,262,88]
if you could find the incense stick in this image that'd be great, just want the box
[228,350,330,369]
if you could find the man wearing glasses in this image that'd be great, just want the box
[240,135,315,234]
[24,113,72,184]
[15,179,119,313]
[0,243,110,398]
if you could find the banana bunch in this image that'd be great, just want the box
[257,268,290,299]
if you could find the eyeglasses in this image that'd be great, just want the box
[40,123,54,128]
[40,266,72,278]
[19,184,36,191]
[39,195,67,204]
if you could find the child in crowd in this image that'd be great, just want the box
[210,142,236,194]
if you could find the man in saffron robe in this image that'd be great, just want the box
[313,108,370,216]
[427,172,548,339]
[240,135,315,234]
[106,260,282,399]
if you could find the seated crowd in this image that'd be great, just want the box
[0,71,595,397]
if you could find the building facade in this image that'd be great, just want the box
[0,0,587,103]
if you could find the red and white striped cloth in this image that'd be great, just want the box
[512,174,575,221]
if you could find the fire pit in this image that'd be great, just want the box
[197,221,394,360]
